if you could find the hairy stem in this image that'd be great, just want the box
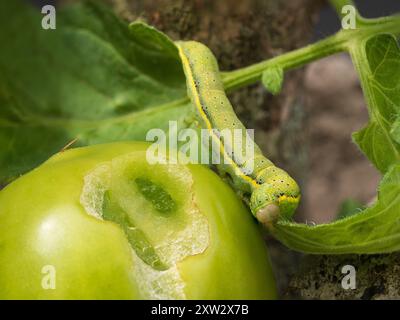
[222,33,345,92]
[222,13,400,92]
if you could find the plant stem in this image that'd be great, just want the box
[222,33,345,92]
[222,14,400,92]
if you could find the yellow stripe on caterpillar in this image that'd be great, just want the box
[177,42,258,189]
[176,40,301,225]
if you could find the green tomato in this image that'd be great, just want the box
[0,142,277,299]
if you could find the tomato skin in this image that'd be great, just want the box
[0,142,277,299]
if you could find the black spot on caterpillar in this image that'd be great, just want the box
[176,41,300,225]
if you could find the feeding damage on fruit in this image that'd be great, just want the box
[80,151,209,299]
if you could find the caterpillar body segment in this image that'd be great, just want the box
[176,41,300,225]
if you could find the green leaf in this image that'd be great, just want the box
[352,34,400,173]
[269,19,400,254]
[0,0,190,183]
[261,66,284,95]
[271,164,400,254]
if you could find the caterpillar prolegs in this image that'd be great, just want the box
[176,41,300,225]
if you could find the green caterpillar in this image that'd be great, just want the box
[176,41,300,225]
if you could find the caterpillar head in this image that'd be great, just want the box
[250,169,300,226]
